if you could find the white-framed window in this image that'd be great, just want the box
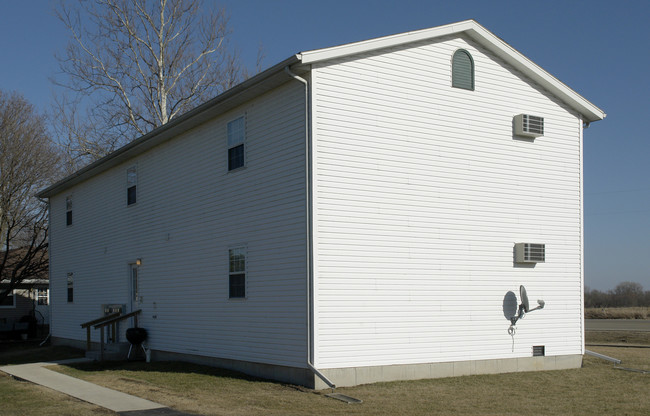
[127,166,137,205]
[0,290,16,308]
[228,246,246,298]
[227,116,245,171]
[36,288,49,305]
[67,272,74,303]
[66,196,73,226]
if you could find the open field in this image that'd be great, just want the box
[586,330,650,345]
[1,332,648,416]
[585,307,649,319]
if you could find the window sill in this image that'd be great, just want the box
[227,166,247,174]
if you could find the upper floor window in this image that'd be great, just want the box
[228,247,246,298]
[127,166,137,205]
[67,272,74,303]
[0,290,15,308]
[36,288,49,305]
[227,116,245,171]
[452,49,474,91]
[66,196,73,226]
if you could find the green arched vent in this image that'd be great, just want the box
[452,49,474,90]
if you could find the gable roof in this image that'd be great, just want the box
[39,20,604,199]
[299,19,605,123]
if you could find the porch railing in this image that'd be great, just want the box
[80,309,142,361]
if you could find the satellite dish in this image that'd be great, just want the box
[508,285,545,334]
[520,285,530,313]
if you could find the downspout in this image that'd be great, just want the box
[284,66,336,390]
[38,196,52,347]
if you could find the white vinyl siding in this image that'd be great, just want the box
[311,35,583,368]
[48,81,308,368]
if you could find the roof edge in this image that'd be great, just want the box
[300,20,477,64]
[300,19,605,123]
[38,55,301,199]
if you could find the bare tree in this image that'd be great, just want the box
[54,0,243,166]
[613,281,644,307]
[0,91,61,305]
[585,282,649,308]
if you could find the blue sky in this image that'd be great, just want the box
[1,0,648,291]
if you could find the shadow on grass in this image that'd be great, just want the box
[63,359,288,387]
[0,343,85,366]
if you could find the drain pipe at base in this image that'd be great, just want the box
[285,66,336,391]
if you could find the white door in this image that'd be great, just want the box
[129,263,140,312]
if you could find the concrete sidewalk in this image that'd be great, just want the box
[0,358,175,414]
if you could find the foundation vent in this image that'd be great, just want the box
[532,345,546,357]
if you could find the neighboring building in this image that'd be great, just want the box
[38,20,605,388]
[0,281,49,323]
[1,247,50,336]
[1,254,50,336]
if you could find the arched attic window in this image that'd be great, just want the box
[452,49,474,90]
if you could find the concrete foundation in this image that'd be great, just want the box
[51,337,582,389]
[315,354,583,389]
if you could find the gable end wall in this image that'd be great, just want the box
[311,34,584,369]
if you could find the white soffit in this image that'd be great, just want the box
[299,20,605,123]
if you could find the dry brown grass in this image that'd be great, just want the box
[0,345,110,416]
[0,343,84,365]
[586,330,650,345]
[51,345,650,416]
[2,340,648,415]
[585,307,649,319]
[0,372,113,416]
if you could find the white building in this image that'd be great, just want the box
[38,20,605,388]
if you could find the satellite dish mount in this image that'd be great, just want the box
[508,285,545,335]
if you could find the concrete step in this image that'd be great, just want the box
[85,342,130,361]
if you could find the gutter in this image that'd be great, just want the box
[284,66,336,390]
[38,55,301,199]
[38,195,53,346]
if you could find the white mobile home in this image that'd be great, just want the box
[38,20,605,388]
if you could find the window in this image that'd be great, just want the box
[36,288,49,305]
[227,116,245,171]
[452,49,474,90]
[228,247,246,298]
[67,272,74,303]
[127,166,137,205]
[66,196,73,226]
[0,291,15,308]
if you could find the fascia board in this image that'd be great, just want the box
[464,25,606,122]
[300,20,605,123]
[300,20,476,64]
[38,55,301,199]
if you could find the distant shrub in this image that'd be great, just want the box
[584,282,649,308]
[585,307,648,319]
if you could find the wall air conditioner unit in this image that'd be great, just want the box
[515,243,545,263]
[514,114,544,138]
